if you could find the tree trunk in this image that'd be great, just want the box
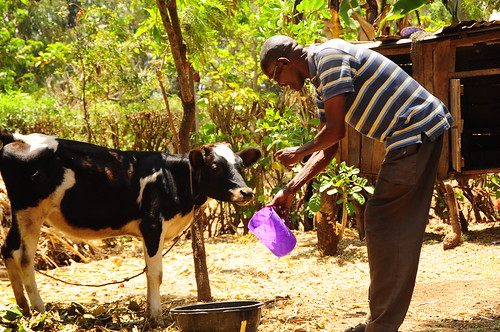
[314,192,341,256]
[156,0,211,302]
[191,209,212,301]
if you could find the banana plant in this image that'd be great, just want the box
[339,0,432,39]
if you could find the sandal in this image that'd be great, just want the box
[343,323,366,332]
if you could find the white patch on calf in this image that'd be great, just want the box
[162,210,195,242]
[213,144,237,165]
[137,170,162,206]
[13,133,59,153]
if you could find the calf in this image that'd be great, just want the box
[0,130,261,325]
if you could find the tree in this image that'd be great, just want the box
[155,0,211,302]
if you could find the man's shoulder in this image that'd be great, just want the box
[313,39,358,58]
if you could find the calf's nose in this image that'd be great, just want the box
[240,188,254,200]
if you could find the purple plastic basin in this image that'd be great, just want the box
[248,206,296,257]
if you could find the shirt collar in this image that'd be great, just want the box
[307,44,319,86]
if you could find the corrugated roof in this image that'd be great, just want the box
[435,20,500,35]
[362,20,500,49]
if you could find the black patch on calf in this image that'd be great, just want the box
[0,144,65,210]
[1,216,21,258]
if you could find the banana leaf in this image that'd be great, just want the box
[385,0,429,21]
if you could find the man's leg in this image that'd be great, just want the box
[364,134,443,332]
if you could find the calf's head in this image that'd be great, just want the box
[189,143,261,206]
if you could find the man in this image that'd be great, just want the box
[261,35,453,332]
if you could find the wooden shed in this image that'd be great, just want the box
[340,20,500,180]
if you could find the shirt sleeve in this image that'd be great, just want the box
[316,48,355,102]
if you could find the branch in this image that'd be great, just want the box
[156,0,193,103]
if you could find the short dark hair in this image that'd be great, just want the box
[260,35,299,76]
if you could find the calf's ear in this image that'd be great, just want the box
[238,147,261,168]
[189,150,205,170]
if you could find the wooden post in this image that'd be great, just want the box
[443,180,462,250]
[450,79,463,172]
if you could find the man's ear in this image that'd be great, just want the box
[276,57,290,65]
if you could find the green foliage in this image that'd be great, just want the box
[255,0,329,44]
[0,301,161,331]
[385,0,430,21]
[0,304,46,331]
[339,0,361,34]
[0,91,73,135]
[0,0,489,234]
[196,87,263,147]
[307,159,374,216]
[486,175,500,200]
[419,1,453,32]
[258,107,315,152]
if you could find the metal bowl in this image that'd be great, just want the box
[170,300,264,332]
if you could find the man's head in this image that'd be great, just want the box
[260,35,309,91]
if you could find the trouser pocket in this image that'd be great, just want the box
[378,143,420,186]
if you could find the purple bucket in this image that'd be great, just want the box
[249,206,296,257]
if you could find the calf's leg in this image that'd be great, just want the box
[141,216,166,326]
[2,218,30,314]
[2,212,45,315]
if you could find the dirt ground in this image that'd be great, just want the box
[1,219,498,332]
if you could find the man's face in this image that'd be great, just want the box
[267,59,305,91]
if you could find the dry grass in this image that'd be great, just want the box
[1,220,498,332]
[1,175,499,331]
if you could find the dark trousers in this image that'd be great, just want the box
[364,133,444,332]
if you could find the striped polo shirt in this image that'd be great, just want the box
[307,39,453,151]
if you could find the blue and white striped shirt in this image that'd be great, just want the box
[308,39,453,151]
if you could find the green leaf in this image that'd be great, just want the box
[385,0,429,20]
[345,202,356,215]
[334,179,345,187]
[308,192,322,213]
[17,323,32,332]
[352,192,365,205]
[296,0,326,12]
[339,0,360,30]
[320,181,333,192]
[30,313,47,330]
[152,25,162,45]
[351,186,362,193]
[326,188,338,195]
[364,186,375,194]
[4,306,23,321]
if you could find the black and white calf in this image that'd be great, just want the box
[0,130,261,325]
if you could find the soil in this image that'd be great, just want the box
[1,219,498,332]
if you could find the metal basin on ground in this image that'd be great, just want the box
[170,300,264,332]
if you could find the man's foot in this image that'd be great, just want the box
[343,323,366,332]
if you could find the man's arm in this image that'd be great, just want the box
[286,143,338,193]
[269,93,347,210]
[268,144,338,210]
[275,93,347,167]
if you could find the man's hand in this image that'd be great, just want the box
[267,187,295,220]
[275,146,302,168]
